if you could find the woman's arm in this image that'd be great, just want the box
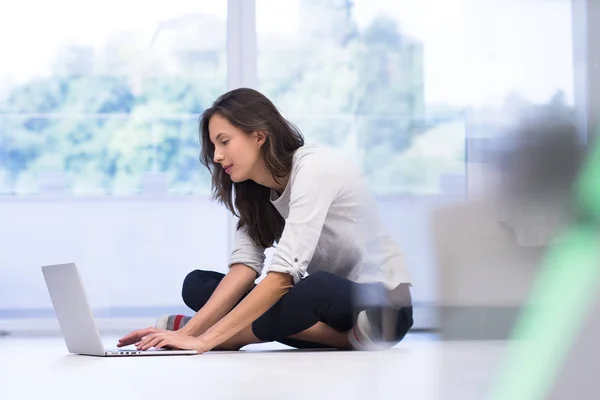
[117,263,257,348]
[179,263,257,337]
[133,271,293,352]
[199,271,293,349]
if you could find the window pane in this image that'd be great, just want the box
[0,0,227,196]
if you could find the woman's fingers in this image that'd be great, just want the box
[155,339,170,349]
[138,331,178,350]
[139,335,161,351]
[118,328,155,347]
[137,334,156,350]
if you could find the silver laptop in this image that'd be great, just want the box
[42,262,197,357]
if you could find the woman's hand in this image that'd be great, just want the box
[117,327,168,348]
[136,330,212,354]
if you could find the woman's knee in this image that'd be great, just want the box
[181,269,224,311]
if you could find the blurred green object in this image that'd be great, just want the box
[489,130,600,400]
[576,134,600,223]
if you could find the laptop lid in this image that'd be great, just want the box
[42,263,106,356]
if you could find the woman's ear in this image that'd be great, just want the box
[254,130,267,147]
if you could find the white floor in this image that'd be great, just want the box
[2,334,507,400]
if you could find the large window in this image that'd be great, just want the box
[0,0,578,331]
[0,1,229,324]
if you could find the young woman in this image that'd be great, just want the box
[117,88,413,353]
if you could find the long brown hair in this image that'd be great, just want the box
[199,88,304,248]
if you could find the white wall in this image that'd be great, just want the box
[0,197,229,310]
[0,195,456,329]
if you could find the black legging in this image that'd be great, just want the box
[181,269,414,349]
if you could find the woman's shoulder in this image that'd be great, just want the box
[292,144,361,175]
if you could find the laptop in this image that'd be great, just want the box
[41,262,197,357]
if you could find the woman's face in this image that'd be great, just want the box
[209,114,264,183]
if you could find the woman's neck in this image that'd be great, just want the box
[251,169,288,193]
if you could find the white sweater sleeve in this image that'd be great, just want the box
[228,225,266,276]
[266,158,341,284]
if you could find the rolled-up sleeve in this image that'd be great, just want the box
[266,159,341,284]
[228,226,266,276]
